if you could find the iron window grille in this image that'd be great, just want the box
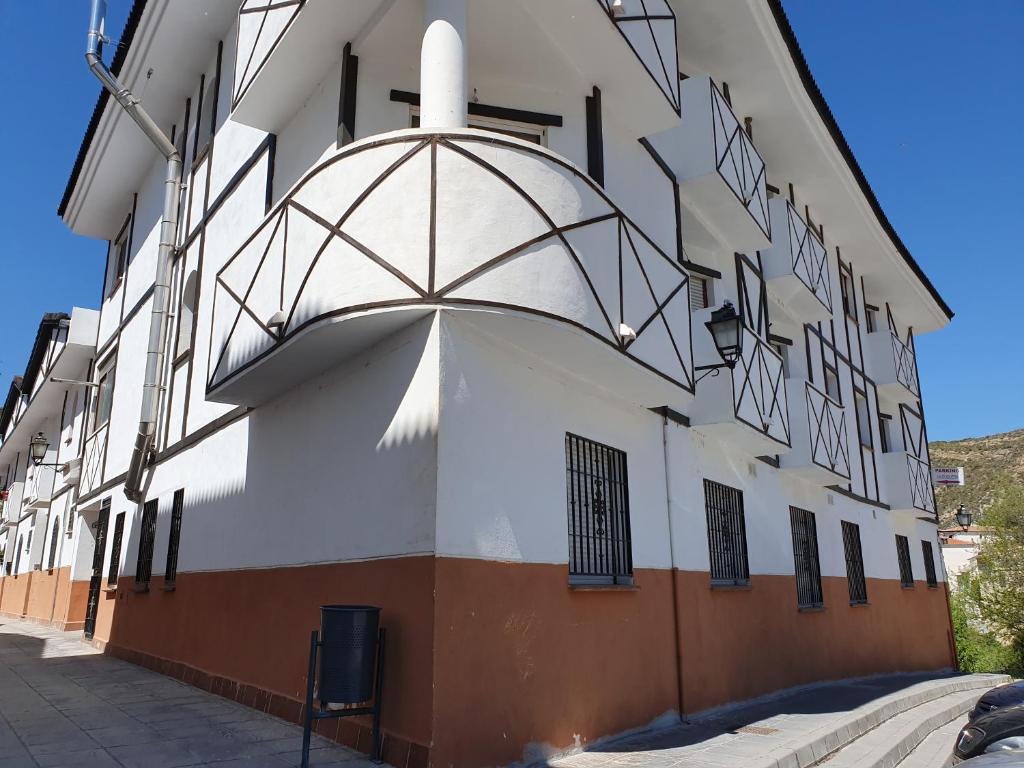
[135,500,158,587]
[565,433,633,585]
[108,513,125,586]
[841,521,868,604]
[165,490,184,587]
[789,507,823,608]
[704,480,749,585]
[895,535,914,588]
[922,540,938,587]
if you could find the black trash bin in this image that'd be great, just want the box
[318,605,380,706]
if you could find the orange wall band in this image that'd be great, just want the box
[61,557,953,768]
[0,569,89,630]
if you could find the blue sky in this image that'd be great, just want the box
[0,1,1020,441]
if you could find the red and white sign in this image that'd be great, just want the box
[932,467,965,486]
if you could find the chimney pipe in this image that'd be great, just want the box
[86,0,181,502]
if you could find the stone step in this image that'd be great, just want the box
[896,713,968,768]
[817,688,983,768]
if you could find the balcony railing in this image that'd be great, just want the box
[761,198,832,321]
[867,329,920,403]
[881,451,936,516]
[781,380,850,484]
[79,424,108,497]
[232,0,305,112]
[209,130,694,405]
[691,325,790,456]
[23,465,55,509]
[655,75,771,254]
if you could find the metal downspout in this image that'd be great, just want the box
[86,0,181,502]
[662,414,686,720]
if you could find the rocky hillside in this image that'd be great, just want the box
[930,428,1024,527]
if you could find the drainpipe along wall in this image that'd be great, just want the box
[86,0,181,502]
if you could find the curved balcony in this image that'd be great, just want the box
[780,380,850,485]
[209,130,695,406]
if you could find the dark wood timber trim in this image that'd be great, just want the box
[389,89,563,127]
[585,86,604,187]
[337,43,359,148]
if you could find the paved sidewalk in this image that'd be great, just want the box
[0,616,376,768]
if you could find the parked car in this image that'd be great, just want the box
[955,706,1024,762]
[972,682,1024,721]
[955,751,1024,766]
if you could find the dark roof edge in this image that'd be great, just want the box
[57,0,149,219]
[766,0,953,321]
[0,313,69,436]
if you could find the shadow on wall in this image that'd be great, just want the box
[102,314,441,763]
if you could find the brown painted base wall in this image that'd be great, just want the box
[0,569,88,631]
[73,558,954,768]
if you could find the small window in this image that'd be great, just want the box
[865,307,878,333]
[855,393,872,449]
[689,275,710,311]
[842,521,868,604]
[135,500,158,587]
[410,110,545,145]
[107,513,125,586]
[824,366,840,401]
[922,540,938,587]
[175,271,198,358]
[92,356,116,431]
[108,221,131,293]
[840,270,856,321]
[789,507,823,608]
[878,413,893,453]
[565,434,632,585]
[165,489,184,587]
[704,480,749,585]
[895,534,914,587]
[47,520,60,570]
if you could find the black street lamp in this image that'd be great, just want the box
[29,432,50,466]
[695,301,744,384]
[955,504,972,531]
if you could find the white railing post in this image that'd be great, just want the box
[420,0,467,129]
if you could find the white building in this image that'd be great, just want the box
[1,1,955,766]
[939,526,994,586]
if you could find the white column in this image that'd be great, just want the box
[420,0,467,129]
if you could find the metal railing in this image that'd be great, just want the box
[733,329,789,446]
[709,82,770,240]
[803,380,850,479]
[783,202,832,313]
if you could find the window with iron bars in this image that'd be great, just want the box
[895,534,914,588]
[135,500,158,587]
[922,540,938,587]
[107,513,125,585]
[565,433,633,585]
[703,480,749,585]
[47,520,60,570]
[841,521,868,604]
[165,490,184,587]
[789,507,823,608]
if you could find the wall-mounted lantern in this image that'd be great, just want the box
[695,301,744,384]
[29,433,50,466]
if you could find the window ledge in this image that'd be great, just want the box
[103,585,117,594]
[132,582,150,594]
[798,605,825,613]
[569,583,638,592]
[162,583,177,592]
[901,585,915,590]
[849,601,870,607]
[711,582,752,592]
[927,584,939,590]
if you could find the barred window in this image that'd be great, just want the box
[895,534,914,587]
[922,540,938,587]
[135,500,158,587]
[108,513,125,586]
[841,521,868,604]
[704,480,749,585]
[789,507,823,608]
[165,490,185,587]
[565,434,632,585]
